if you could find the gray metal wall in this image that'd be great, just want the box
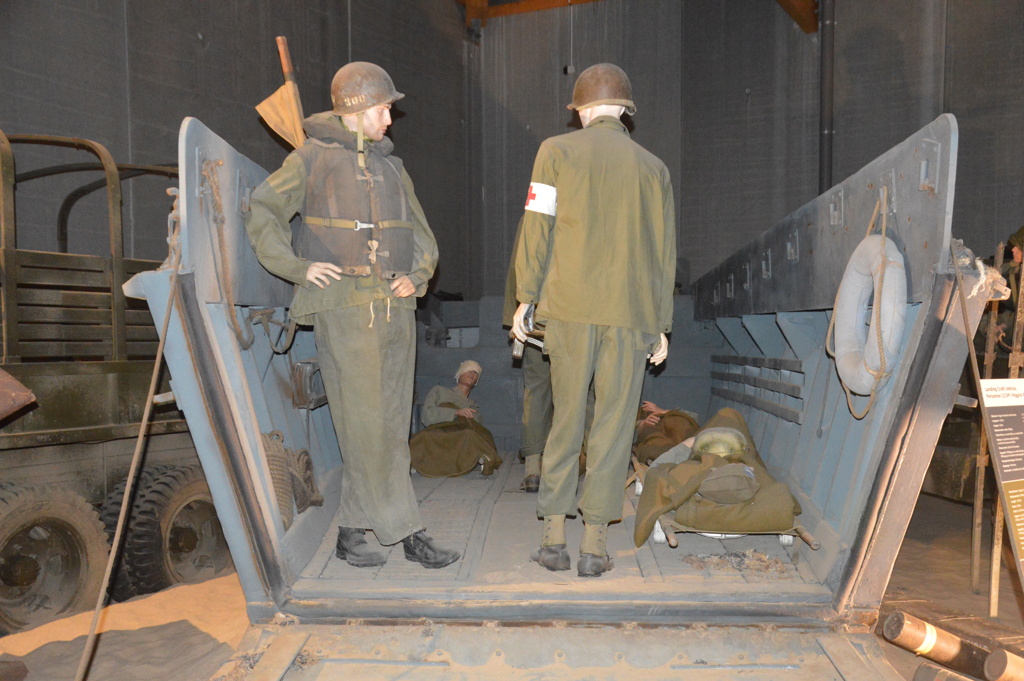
[676,0,1021,284]
[470,0,1024,294]
[468,0,683,298]
[0,0,465,279]
[2,0,1022,298]
[679,0,819,289]
[944,1,1024,254]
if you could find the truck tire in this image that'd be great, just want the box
[0,484,109,633]
[99,465,175,602]
[124,466,233,595]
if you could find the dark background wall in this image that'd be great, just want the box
[678,0,818,291]
[467,0,683,298]
[0,0,464,276]
[1,0,1022,298]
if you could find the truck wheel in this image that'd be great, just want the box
[0,485,109,633]
[124,466,233,595]
[99,465,175,602]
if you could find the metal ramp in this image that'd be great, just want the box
[220,622,902,680]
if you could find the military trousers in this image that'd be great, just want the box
[519,343,553,458]
[313,301,422,546]
[539,319,652,524]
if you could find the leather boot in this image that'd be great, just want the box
[520,454,541,492]
[578,522,613,578]
[335,527,387,568]
[531,514,570,571]
[577,553,613,577]
[402,530,460,569]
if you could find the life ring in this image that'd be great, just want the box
[831,234,907,395]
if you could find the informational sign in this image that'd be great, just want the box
[979,379,1024,587]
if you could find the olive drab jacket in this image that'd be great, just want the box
[421,385,481,428]
[501,216,525,328]
[245,112,438,323]
[515,116,676,336]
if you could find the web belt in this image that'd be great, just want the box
[305,217,413,230]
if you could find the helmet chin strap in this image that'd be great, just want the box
[355,111,376,185]
[356,111,367,170]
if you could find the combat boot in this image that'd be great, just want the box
[520,454,541,493]
[402,530,460,569]
[578,521,613,578]
[531,514,570,571]
[335,527,387,568]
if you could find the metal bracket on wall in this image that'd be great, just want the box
[692,115,957,319]
[879,169,898,215]
[829,188,844,231]
[195,146,210,198]
[786,229,800,263]
[919,139,940,194]
[236,170,253,216]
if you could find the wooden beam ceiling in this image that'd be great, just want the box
[456,0,605,28]
[774,0,819,33]
[454,0,818,34]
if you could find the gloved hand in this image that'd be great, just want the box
[648,333,668,366]
[512,303,533,342]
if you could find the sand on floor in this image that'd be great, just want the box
[0,573,249,658]
[1,493,1022,681]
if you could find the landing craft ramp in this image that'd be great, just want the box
[125,114,992,678]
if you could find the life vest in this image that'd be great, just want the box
[294,138,414,280]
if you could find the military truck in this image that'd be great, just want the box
[0,129,232,633]
[126,113,994,678]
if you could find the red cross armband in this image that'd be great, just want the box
[524,182,556,216]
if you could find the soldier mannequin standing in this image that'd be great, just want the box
[512,63,675,578]
[245,62,459,569]
[503,217,553,493]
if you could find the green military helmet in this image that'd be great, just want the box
[691,427,748,461]
[567,63,636,115]
[1009,225,1024,250]
[330,62,405,116]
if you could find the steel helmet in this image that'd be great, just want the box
[1009,225,1024,250]
[692,427,749,461]
[330,62,404,116]
[567,63,636,115]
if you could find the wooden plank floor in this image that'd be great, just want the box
[294,455,830,611]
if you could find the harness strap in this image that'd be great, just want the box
[305,217,413,229]
[339,264,371,277]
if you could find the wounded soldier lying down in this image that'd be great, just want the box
[634,407,802,546]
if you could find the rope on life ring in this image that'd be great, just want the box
[826,187,907,419]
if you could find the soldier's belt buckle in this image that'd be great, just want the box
[354,220,373,231]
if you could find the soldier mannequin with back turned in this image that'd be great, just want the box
[513,63,676,577]
[244,62,459,569]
